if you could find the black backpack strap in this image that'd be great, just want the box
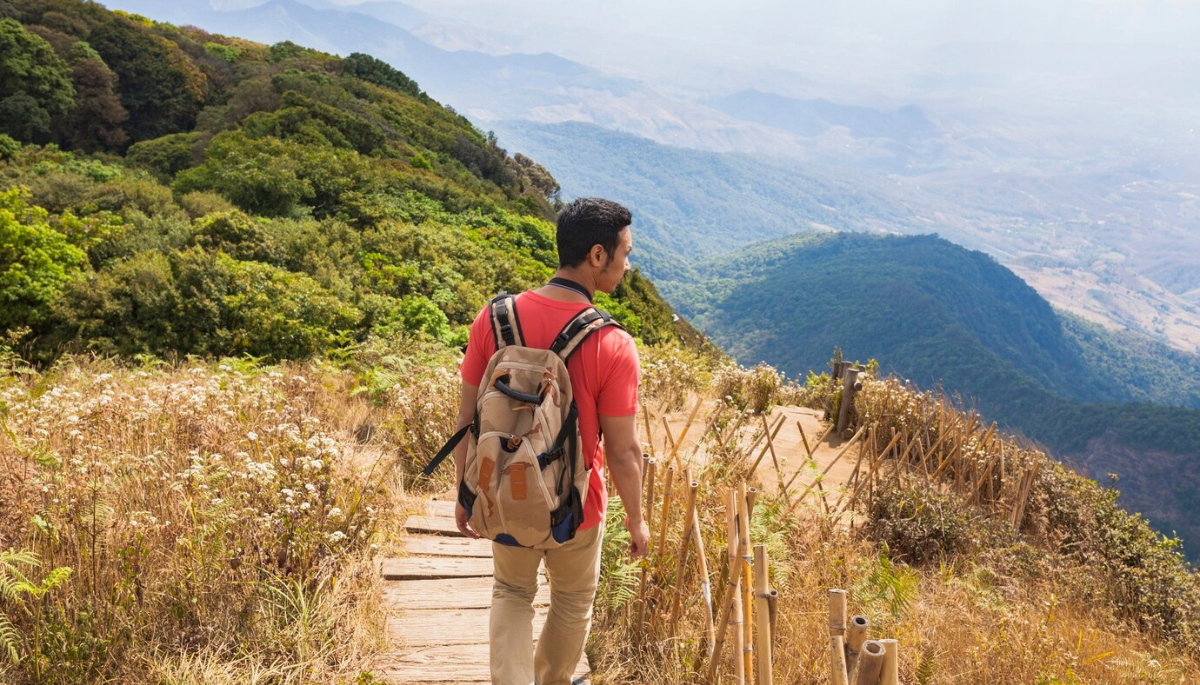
[549,307,623,363]
[489,292,525,349]
[422,424,471,476]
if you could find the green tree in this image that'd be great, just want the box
[0,18,75,142]
[87,16,206,141]
[0,186,88,331]
[59,40,128,151]
[341,52,421,98]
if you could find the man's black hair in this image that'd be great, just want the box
[556,198,631,268]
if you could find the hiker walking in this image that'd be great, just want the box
[427,197,649,685]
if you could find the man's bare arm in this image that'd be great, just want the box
[599,413,649,557]
[453,381,480,539]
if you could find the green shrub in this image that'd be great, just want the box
[868,481,974,565]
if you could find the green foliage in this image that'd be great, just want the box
[0,549,73,665]
[0,18,75,142]
[0,133,19,159]
[852,545,919,623]
[597,497,641,611]
[0,0,694,368]
[125,132,201,179]
[341,51,421,98]
[87,15,207,141]
[0,186,88,331]
[868,481,974,565]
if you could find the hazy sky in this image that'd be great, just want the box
[387,0,1200,108]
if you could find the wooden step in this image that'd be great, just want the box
[403,535,493,558]
[387,609,548,647]
[381,576,550,610]
[374,643,590,684]
[404,515,462,537]
[381,555,495,580]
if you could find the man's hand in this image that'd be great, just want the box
[456,502,480,539]
[625,515,650,558]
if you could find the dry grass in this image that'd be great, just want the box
[0,340,456,684]
[588,359,1200,685]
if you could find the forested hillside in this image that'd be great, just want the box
[666,231,1200,556]
[0,0,693,365]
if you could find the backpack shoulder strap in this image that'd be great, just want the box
[550,307,624,363]
[489,292,525,349]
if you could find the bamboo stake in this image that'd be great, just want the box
[853,640,885,685]
[730,488,745,685]
[662,417,677,465]
[753,545,773,685]
[828,589,847,638]
[643,404,658,460]
[747,414,786,477]
[738,482,754,685]
[668,476,700,636]
[706,491,742,685]
[655,466,676,573]
[665,396,705,470]
[636,456,658,632]
[692,501,716,658]
[845,615,869,678]
[830,636,850,685]
[759,414,793,502]
[789,426,866,517]
[879,639,898,685]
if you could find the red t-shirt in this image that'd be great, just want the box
[460,290,640,531]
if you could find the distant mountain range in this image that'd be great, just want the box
[662,231,1200,557]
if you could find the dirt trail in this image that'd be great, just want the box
[648,399,866,514]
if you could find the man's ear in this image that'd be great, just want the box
[589,243,606,267]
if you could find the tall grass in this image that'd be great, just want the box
[0,334,461,684]
[589,355,1200,685]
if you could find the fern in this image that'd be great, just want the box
[0,549,74,664]
[597,498,640,610]
[915,643,936,685]
[852,544,919,622]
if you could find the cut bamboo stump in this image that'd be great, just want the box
[845,615,869,678]
[377,499,591,684]
[853,640,885,685]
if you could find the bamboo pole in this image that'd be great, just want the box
[747,414,786,477]
[788,426,866,517]
[853,640,885,685]
[705,492,742,685]
[845,615,869,678]
[753,545,773,685]
[830,636,850,685]
[655,466,676,572]
[668,476,700,636]
[643,404,658,460]
[828,589,847,639]
[692,501,716,658]
[729,488,745,684]
[665,396,704,470]
[636,456,658,632]
[738,482,754,684]
[879,639,898,685]
[837,367,860,435]
[759,414,793,502]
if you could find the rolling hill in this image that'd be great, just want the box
[663,231,1200,556]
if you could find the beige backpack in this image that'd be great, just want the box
[425,293,621,549]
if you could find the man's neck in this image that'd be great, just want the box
[537,269,595,303]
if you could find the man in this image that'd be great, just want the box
[453,197,650,685]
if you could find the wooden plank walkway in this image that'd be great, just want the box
[375,499,592,684]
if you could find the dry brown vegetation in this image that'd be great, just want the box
[591,357,1200,685]
[2,341,1197,685]
[0,336,459,684]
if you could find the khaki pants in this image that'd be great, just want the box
[490,522,604,685]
